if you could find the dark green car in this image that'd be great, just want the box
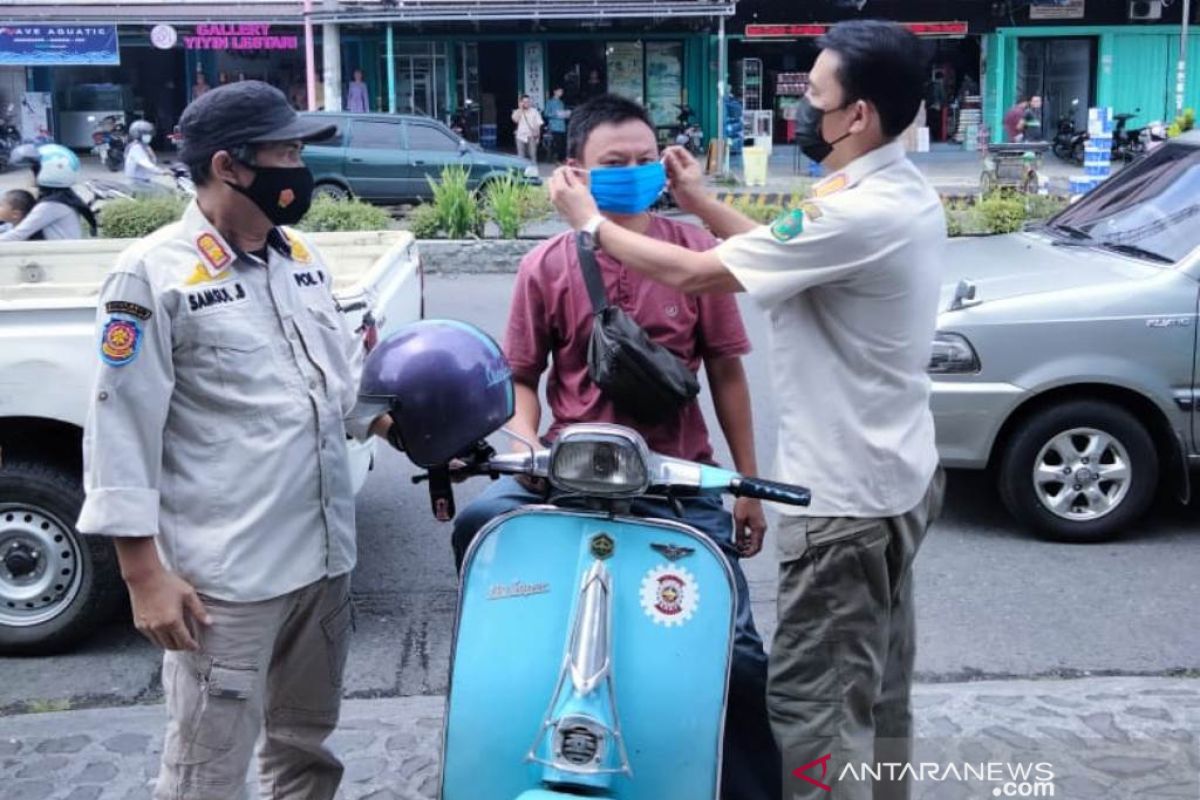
[299,111,540,203]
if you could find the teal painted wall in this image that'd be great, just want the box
[987,25,1200,142]
[1108,34,1173,123]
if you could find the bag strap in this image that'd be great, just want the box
[575,231,609,314]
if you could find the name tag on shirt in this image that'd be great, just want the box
[186,281,249,314]
[292,268,327,290]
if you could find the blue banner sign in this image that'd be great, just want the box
[0,24,120,66]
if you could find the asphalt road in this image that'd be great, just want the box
[1,273,1198,713]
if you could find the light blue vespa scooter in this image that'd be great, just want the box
[426,423,810,800]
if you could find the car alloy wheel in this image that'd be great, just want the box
[1031,427,1131,522]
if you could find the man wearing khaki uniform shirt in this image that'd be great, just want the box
[78,82,390,799]
[548,21,944,799]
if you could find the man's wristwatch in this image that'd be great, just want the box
[581,214,607,237]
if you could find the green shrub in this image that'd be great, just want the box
[518,183,554,226]
[297,196,391,232]
[428,164,481,239]
[482,175,555,238]
[1023,193,1068,223]
[976,192,1027,234]
[727,196,784,224]
[1168,107,1195,139]
[404,203,443,239]
[99,196,186,238]
[942,197,985,237]
[483,174,524,239]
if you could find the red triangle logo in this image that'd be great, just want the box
[793,753,833,791]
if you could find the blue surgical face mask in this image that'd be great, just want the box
[589,161,666,214]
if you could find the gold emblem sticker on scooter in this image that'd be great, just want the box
[590,533,615,560]
[640,564,699,627]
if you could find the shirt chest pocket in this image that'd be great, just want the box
[295,305,348,383]
[179,322,290,409]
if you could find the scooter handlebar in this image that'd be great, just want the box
[728,476,811,507]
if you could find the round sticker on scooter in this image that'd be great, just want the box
[640,564,699,627]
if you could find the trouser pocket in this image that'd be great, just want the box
[171,655,258,766]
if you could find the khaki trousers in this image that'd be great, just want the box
[770,468,945,800]
[517,137,539,163]
[155,575,353,800]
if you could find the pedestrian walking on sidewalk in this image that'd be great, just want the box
[548,20,946,799]
[512,94,544,163]
[77,81,394,800]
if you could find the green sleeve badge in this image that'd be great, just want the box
[769,208,805,242]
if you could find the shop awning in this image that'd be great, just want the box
[0,2,303,25]
[306,0,737,24]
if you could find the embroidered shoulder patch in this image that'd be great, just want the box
[769,208,805,242]
[285,230,313,264]
[196,233,232,272]
[105,300,152,320]
[812,173,848,198]
[799,201,824,221]
[100,318,142,367]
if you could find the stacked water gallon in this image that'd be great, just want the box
[1071,107,1113,196]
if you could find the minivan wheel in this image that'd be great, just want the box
[0,461,122,654]
[314,182,350,201]
[998,400,1157,542]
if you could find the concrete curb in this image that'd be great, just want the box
[416,238,541,275]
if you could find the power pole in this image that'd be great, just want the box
[717,15,728,173]
[1179,0,1192,116]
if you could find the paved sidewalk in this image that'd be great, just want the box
[0,676,1196,799]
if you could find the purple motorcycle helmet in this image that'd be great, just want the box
[359,319,515,468]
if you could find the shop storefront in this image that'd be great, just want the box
[330,30,714,150]
[312,1,730,152]
[985,25,1200,143]
[20,23,313,149]
[729,21,981,146]
[0,24,126,147]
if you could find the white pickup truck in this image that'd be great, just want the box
[0,231,423,653]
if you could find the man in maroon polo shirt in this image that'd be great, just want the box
[450,94,778,800]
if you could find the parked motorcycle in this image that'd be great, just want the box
[1052,98,1087,165]
[0,103,22,172]
[1141,121,1169,155]
[90,114,127,172]
[1111,111,1145,162]
[671,104,705,156]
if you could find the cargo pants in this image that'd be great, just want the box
[155,574,354,800]
[771,467,946,800]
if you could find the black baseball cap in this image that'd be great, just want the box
[178,80,336,163]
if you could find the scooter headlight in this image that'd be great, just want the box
[549,425,651,497]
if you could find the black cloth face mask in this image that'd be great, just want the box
[227,164,314,226]
[795,96,855,164]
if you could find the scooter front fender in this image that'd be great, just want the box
[441,507,737,800]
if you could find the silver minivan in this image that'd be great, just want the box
[930,131,1200,541]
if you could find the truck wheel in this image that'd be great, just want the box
[998,400,1157,543]
[0,461,122,654]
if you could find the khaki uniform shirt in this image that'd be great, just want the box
[717,141,945,519]
[78,202,370,601]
